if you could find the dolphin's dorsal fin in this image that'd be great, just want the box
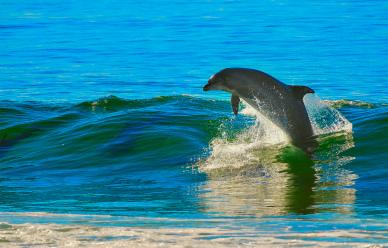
[231,94,240,115]
[291,85,315,100]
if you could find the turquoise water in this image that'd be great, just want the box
[0,0,387,245]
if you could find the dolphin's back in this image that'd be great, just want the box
[225,68,314,148]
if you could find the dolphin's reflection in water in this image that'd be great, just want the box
[198,132,356,216]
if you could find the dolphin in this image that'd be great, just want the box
[203,68,316,152]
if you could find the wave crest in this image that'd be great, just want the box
[322,99,384,109]
[75,95,180,111]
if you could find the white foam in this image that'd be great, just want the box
[199,100,290,170]
[240,100,290,144]
[0,220,383,248]
[200,95,353,171]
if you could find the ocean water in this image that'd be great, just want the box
[0,0,387,246]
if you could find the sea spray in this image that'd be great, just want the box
[304,94,353,135]
[199,99,289,170]
[200,95,353,171]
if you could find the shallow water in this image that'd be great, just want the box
[0,0,387,246]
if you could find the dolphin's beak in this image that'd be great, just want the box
[203,83,211,91]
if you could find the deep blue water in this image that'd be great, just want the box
[0,0,387,245]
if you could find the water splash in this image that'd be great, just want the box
[200,95,353,171]
[199,100,289,170]
[304,94,353,135]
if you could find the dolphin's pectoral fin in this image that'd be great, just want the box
[231,94,240,115]
[291,85,315,100]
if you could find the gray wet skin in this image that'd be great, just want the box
[203,68,316,152]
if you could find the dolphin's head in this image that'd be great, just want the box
[203,73,225,91]
[203,69,233,92]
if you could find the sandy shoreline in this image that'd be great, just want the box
[0,221,385,248]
